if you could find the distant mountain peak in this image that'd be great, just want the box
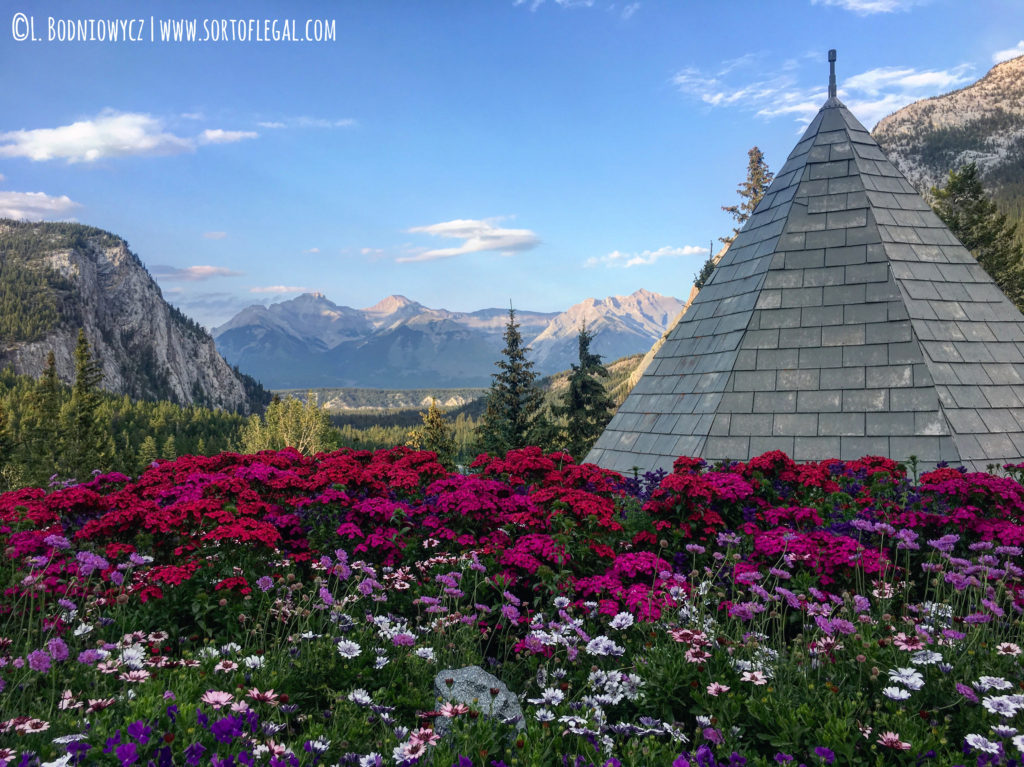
[364,294,419,314]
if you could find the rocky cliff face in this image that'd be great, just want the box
[873,55,1024,195]
[0,220,254,412]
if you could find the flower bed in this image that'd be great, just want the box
[2,446,1024,766]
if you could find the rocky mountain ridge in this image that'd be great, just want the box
[873,55,1024,197]
[0,220,259,412]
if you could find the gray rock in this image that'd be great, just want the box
[432,665,525,734]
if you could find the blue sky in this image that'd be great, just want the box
[2,0,1023,328]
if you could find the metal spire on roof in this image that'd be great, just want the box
[828,49,837,98]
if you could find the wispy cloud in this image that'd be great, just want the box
[810,0,928,14]
[249,285,309,294]
[151,265,244,281]
[0,190,80,220]
[304,247,320,254]
[586,245,707,268]
[203,231,227,240]
[199,129,258,144]
[400,218,540,262]
[621,3,640,19]
[0,110,259,163]
[993,40,1024,64]
[673,54,974,129]
[514,0,594,10]
[257,117,356,129]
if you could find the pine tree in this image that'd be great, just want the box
[721,146,774,245]
[407,399,457,469]
[476,307,547,455]
[21,351,63,483]
[551,325,615,460]
[931,163,1024,309]
[161,434,177,461]
[138,435,159,471]
[694,241,717,290]
[61,329,114,479]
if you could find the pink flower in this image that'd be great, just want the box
[741,671,768,685]
[438,702,469,717]
[201,690,235,710]
[213,660,238,673]
[876,731,911,750]
[707,682,730,696]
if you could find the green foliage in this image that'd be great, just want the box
[60,330,115,479]
[721,146,774,245]
[239,392,336,455]
[476,307,549,455]
[406,399,457,469]
[0,364,247,490]
[694,252,716,290]
[19,352,64,486]
[931,162,1024,309]
[550,325,615,460]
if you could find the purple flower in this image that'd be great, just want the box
[184,742,206,766]
[814,747,835,765]
[703,727,724,745]
[27,649,51,673]
[211,716,244,744]
[673,756,692,767]
[48,637,69,662]
[75,550,110,576]
[391,633,415,647]
[44,534,71,550]
[58,598,76,611]
[501,604,521,622]
[127,721,151,744]
[319,587,334,606]
[927,534,959,553]
[77,649,102,665]
[774,754,794,764]
[166,704,178,724]
[116,743,139,766]
[256,576,274,592]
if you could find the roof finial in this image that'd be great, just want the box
[828,49,837,99]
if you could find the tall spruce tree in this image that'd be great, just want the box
[22,351,63,484]
[61,329,114,479]
[552,325,615,460]
[477,307,547,455]
[931,163,1024,310]
[721,146,774,245]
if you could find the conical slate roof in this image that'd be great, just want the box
[587,60,1024,473]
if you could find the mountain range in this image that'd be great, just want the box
[212,289,684,389]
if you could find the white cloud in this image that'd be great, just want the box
[257,117,356,129]
[304,247,320,253]
[0,111,192,163]
[180,112,204,120]
[199,129,258,144]
[0,190,80,220]
[621,2,640,18]
[249,285,308,294]
[203,231,227,240]
[993,40,1024,64]
[152,265,244,281]
[586,245,707,268]
[810,0,927,14]
[400,218,540,262]
[673,56,974,129]
[0,111,261,163]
